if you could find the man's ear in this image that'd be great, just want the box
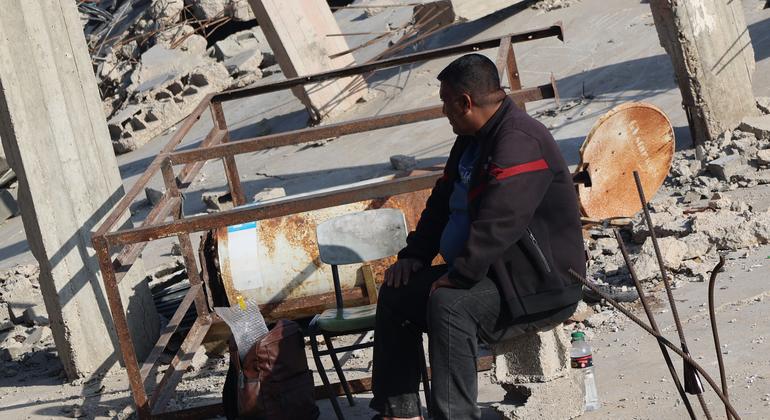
[459,93,472,113]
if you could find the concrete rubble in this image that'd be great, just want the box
[80,0,275,154]
[491,328,584,419]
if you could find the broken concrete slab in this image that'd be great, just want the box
[224,49,263,77]
[131,44,209,93]
[707,154,746,182]
[739,115,770,140]
[493,371,584,420]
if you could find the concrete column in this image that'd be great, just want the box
[0,0,158,379]
[491,328,584,420]
[650,0,758,144]
[247,0,366,122]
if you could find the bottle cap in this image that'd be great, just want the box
[571,331,586,341]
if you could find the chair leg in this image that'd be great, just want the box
[324,333,356,407]
[309,321,344,420]
[419,339,432,418]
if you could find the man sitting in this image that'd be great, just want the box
[369,54,585,420]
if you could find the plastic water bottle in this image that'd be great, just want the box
[571,331,600,411]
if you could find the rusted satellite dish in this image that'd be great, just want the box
[576,102,674,219]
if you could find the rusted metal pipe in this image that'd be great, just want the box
[613,229,697,419]
[172,84,556,166]
[568,269,742,420]
[633,171,711,419]
[212,24,563,103]
[104,171,443,246]
[708,255,732,420]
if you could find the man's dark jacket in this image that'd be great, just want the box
[398,97,585,320]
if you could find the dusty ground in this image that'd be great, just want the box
[1,0,770,419]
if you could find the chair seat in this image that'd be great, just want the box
[316,304,377,333]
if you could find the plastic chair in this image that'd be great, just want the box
[308,208,431,420]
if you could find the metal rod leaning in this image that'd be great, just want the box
[613,229,697,419]
[708,256,732,420]
[632,171,712,419]
[568,269,742,420]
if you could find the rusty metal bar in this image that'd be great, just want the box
[495,36,512,83]
[172,84,555,166]
[708,256,732,420]
[141,283,202,387]
[569,269,742,420]
[210,103,246,206]
[92,235,151,418]
[114,129,225,285]
[95,95,214,237]
[149,318,212,415]
[106,171,442,246]
[506,48,524,110]
[614,229,697,420]
[633,172,709,419]
[212,24,564,103]
[161,158,210,319]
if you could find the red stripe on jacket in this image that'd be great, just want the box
[489,159,549,180]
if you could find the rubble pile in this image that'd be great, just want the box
[80,0,276,154]
[0,264,59,379]
[583,106,770,308]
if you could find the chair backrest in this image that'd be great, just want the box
[316,208,408,266]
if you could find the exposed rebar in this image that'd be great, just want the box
[568,269,741,420]
[613,229,697,419]
[633,171,711,419]
[708,255,732,420]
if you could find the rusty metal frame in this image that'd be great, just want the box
[91,23,564,419]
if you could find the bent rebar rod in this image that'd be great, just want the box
[568,268,742,420]
[613,229,697,419]
[633,171,712,420]
[708,256,732,420]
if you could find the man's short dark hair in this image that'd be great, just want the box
[437,53,502,105]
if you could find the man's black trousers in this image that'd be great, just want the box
[369,265,575,419]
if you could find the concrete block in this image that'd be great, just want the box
[491,328,571,384]
[22,304,49,326]
[739,116,770,140]
[224,49,263,76]
[493,371,585,420]
[390,155,417,171]
[707,154,745,181]
[212,29,262,62]
[0,302,12,331]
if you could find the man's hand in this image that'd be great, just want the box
[429,273,457,296]
[384,258,424,288]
